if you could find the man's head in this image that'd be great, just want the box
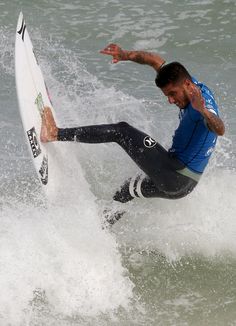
[155,62,193,109]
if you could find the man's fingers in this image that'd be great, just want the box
[189,85,205,110]
[188,85,200,102]
[100,44,121,63]
[100,43,119,55]
[104,43,117,50]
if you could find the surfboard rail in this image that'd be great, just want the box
[15,12,56,187]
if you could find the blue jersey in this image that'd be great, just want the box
[169,77,219,173]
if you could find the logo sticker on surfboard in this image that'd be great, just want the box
[17,17,26,41]
[39,155,48,185]
[27,127,41,158]
[35,92,44,115]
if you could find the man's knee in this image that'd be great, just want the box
[117,121,131,129]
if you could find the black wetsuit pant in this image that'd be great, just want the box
[57,122,197,203]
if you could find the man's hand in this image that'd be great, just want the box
[188,83,205,113]
[100,43,127,63]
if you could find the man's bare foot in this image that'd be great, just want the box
[40,107,58,142]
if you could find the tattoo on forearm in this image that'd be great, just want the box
[131,52,156,64]
[207,113,225,135]
[126,51,165,71]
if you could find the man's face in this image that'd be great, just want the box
[161,79,192,109]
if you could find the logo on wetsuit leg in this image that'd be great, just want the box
[143,136,156,148]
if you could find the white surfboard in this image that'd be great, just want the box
[15,12,55,187]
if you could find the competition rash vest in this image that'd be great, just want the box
[169,77,219,174]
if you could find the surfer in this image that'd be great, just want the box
[41,43,225,205]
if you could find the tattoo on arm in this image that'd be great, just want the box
[127,51,165,71]
[132,52,154,64]
[206,112,225,136]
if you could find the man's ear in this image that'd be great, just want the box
[184,79,191,87]
[183,79,192,91]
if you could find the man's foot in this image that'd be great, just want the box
[40,107,58,142]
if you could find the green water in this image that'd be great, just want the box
[0,0,236,325]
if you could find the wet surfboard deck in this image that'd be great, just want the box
[15,12,56,187]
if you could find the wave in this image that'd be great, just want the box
[0,21,235,325]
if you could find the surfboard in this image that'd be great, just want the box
[15,12,55,187]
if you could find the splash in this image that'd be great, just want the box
[0,145,134,325]
[0,25,135,326]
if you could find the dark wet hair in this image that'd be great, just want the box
[155,62,192,88]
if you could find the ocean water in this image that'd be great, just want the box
[0,0,236,325]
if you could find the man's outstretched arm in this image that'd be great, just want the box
[100,43,165,72]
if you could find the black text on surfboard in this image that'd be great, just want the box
[17,17,26,41]
[27,127,41,158]
[39,156,48,185]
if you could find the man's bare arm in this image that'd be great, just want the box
[100,43,165,72]
[201,109,225,136]
[189,84,225,136]
[124,51,165,72]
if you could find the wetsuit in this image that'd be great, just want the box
[57,77,219,203]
